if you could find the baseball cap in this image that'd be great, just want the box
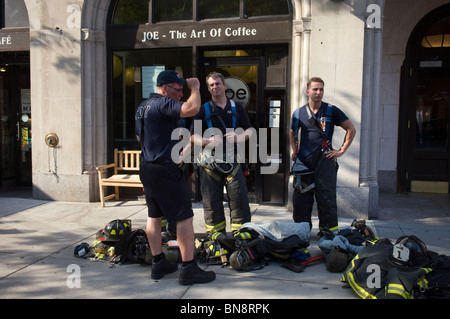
[157,70,187,86]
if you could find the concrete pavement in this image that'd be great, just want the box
[0,191,449,303]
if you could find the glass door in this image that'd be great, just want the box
[201,54,263,202]
[0,52,31,189]
[407,64,450,193]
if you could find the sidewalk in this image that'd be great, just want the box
[0,192,449,301]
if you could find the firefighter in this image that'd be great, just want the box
[289,77,356,232]
[191,72,253,240]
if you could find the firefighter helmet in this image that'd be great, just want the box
[99,219,131,242]
[229,247,264,271]
[390,235,429,268]
[229,248,252,271]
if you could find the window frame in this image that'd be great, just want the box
[111,0,291,25]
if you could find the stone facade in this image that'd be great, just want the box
[15,0,449,219]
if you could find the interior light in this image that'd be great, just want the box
[421,34,450,48]
[134,67,141,82]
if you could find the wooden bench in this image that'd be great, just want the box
[96,148,143,207]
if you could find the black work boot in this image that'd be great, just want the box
[179,262,216,285]
[151,258,178,280]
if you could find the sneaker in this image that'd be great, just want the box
[151,258,178,280]
[179,262,216,285]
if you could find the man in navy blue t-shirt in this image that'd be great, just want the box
[289,77,356,233]
[190,72,253,240]
[135,70,215,285]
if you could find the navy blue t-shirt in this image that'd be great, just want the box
[290,102,348,166]
[135,93,183,162]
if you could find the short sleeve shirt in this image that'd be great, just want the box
[135,93,183,162]
[290,102,348,166]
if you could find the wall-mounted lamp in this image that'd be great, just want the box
[45,133,59,148]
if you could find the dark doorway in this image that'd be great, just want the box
[0,51,31,190]
[399,5,450,193]
[200,47,288,203]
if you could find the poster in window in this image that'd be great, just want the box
[142,66,165,99]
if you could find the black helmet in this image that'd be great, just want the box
[390,235,429,268]
[98,219,131,242]
[229,247,264,271]
[229,248,252,271]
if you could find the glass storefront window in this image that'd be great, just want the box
[3,0,29,28]
[245,0,289,18]
[155,0,192,22]
[204,49,262,58]
[198,0,239,20]
[112,0,149,25]
[111,0,290,24]
[112,48,192,149]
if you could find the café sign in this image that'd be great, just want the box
[109,20,291,49]
[0,30,30,51]
[141,26,257,43]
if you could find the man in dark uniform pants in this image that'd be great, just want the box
[190,72,253,240]
[289,77,356,233]
[136,70,215,285]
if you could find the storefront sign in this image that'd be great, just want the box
[0,30,30,51]
[109,20,291,49]
[140,26,257,43]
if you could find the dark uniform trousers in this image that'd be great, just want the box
[199,163,251,235]
[293,151,339,231]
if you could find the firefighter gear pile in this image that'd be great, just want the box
[196,221,313,271]
[73,219,450,299]
[318,219,378,273]
[73,219,180,266]
[342,235,450,299]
